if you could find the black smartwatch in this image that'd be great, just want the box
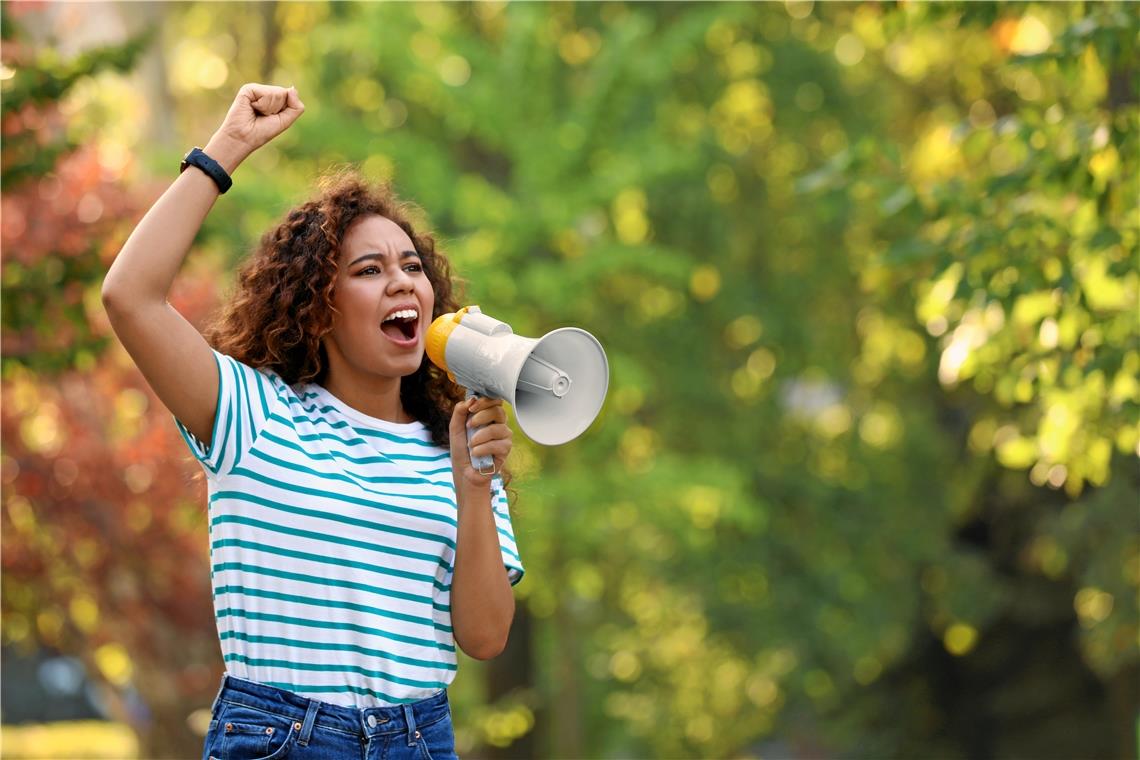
[180,147,233,194]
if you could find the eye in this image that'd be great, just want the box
[404,262,424,273]
[356,265,380,276]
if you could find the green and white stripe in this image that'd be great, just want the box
[177,350,524,708]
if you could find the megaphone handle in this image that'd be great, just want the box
[464,389,496,475]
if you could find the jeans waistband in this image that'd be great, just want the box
[210,673,450,740]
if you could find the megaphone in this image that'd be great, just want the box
[426,306,609,472]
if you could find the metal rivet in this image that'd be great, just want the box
[415,730,422,739]
[367,714,378,728]
[266,727,274,735]
[225,723,233,732]
[294,722,302,731]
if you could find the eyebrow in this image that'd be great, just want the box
[348,250,422,267]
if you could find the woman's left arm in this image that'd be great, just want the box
[449,397,516,660]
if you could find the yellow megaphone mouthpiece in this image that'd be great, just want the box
[425,310,465,378]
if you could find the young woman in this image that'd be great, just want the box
[102,83,523,760]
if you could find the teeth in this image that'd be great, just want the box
[383,309,418,323]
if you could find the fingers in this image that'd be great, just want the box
[285,86,305,112]
[450,397,512,471]
[449,395,472,426]
[452,396,507,428]
[238,83,302,116]
[468,429,512,466]
[466,396,500,413]
[467,422,512,451]
[467,398,507,430]
[275,91,305,130]
[240,83,273,111]
[251,88,288,116]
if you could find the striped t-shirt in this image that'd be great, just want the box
[176,351,524,708]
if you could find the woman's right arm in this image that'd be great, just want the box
[101,84,303,443]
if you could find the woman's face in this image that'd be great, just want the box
[323,214,435,381]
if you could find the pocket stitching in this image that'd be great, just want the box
[417,713,449,731]
[226,721,276,735]
[257,720,301,760]
[417,715,453,760]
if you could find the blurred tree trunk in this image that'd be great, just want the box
[485,605,537,759]
[259,1,279,82]
[1108,664,1140,760]
[550,593,582,758]
[128,2,176,149]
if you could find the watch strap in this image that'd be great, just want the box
[180,147,233,194]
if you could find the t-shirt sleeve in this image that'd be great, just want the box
[174,350,277,478]
[491,476,525,586]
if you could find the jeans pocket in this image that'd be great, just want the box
[417,713,457,760]
[205,704,300,760]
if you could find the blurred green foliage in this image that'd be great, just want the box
[0,5,149,374]
[2,2,1137,758]
[0,10,149,185]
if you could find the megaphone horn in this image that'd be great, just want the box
[426,306,609,471]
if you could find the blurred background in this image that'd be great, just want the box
[1,1,1137,758]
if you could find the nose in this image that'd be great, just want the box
[386,266,414,295]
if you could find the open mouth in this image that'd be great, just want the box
[381,308,419,344]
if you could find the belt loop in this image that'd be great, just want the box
[298,699,320,746]
[209,674,228,716]
[402,703,417,746]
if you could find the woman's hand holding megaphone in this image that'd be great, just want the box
[449,395,513,488]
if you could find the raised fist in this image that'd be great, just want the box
[211,83,305,163]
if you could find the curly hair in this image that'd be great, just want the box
[204,170,464,449]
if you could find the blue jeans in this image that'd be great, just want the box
[203,674,458,760]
